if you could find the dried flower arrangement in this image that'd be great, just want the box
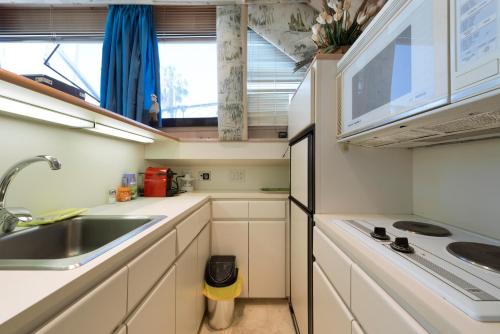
[295,0,386,71]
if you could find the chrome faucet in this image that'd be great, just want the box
[0,155,61,233]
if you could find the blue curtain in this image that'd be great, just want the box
[100,5,161,124]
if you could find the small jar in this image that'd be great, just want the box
[116,186,132,202]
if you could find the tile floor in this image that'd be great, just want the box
[199,299,296,334]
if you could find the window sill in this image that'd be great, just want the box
[0,68,179,143]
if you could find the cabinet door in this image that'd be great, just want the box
[127,266,176,334]
[35,267,128,334]
[128,229,176,312]
[290,202,310,334]
[313,227,352,306]
[211,221,249,297]
[249,220,285,298]
[176,240,199,334]
[351,264,427,334]
[196,223,211,324]
[313,263,353,334]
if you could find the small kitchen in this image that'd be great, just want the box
[0,1,500,334]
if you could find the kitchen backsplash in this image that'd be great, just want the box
[0,116,145,215]
[413,137,500,240]
[159,163,290,191]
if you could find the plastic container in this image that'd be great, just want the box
[203,256,241,330]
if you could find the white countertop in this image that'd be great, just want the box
[0,191,287,334]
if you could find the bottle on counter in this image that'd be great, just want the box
[108,189,117,204]
[122,173,138,199]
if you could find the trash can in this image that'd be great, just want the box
[203,255,242,330]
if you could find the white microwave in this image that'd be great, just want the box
[338,0,450,138]
[451,0,500,102]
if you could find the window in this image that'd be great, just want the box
[247,28,307,127]
[0,5,218,123]
[0,6,106,104]
[158,41,218,124]
[0,42,102,104]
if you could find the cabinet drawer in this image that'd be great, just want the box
[128,229,177,312]
[249,201,286,219]
[35,267,127,334]
[313,227,352,306]
[351,264,427,334]
[212,201,248,219]
[313,263,353,334]
[127,266,176,334]
[176,202,210,253]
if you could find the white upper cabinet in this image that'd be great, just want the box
[337,0,449,138]
[451,0,500,101]
[288,69,314,139]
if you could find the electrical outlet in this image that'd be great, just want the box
[229,169,246,183]
[198,170,211,181]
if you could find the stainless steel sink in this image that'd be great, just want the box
[0,215,166,270]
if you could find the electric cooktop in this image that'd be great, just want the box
[334,215,500,321]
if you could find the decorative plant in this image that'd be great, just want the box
[295,0,386,71]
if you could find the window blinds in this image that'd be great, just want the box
[0,6,216,41]
[247,28,306,127]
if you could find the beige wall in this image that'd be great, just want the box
[159,163,290,191]
[0,116,145,215]
[413,138,500,239]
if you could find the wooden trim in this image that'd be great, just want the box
[0,68,179,141]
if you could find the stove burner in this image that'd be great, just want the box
[393,221,452,237]
[447,242,500,274]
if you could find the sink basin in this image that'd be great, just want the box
[0,215,166,270]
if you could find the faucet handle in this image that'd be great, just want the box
[9,207,33,223]
[0,209,23,233]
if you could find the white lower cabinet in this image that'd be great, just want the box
[196,224,211,323]
[176,239,199,334]
[211,220,249,297]
[249,220,286,298]
[35,267,128,334]
[127,266,176,334]
[351,264,427,334]
[351,321,365,334]
[313,263,353,334]
[127,229,177,312]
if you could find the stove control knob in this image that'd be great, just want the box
[370,227,390,241]
[390,237,414,253]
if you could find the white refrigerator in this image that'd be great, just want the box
[289,69,315,334]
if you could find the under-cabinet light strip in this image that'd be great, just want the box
[0,94,95,128]
[86,123,155,143]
